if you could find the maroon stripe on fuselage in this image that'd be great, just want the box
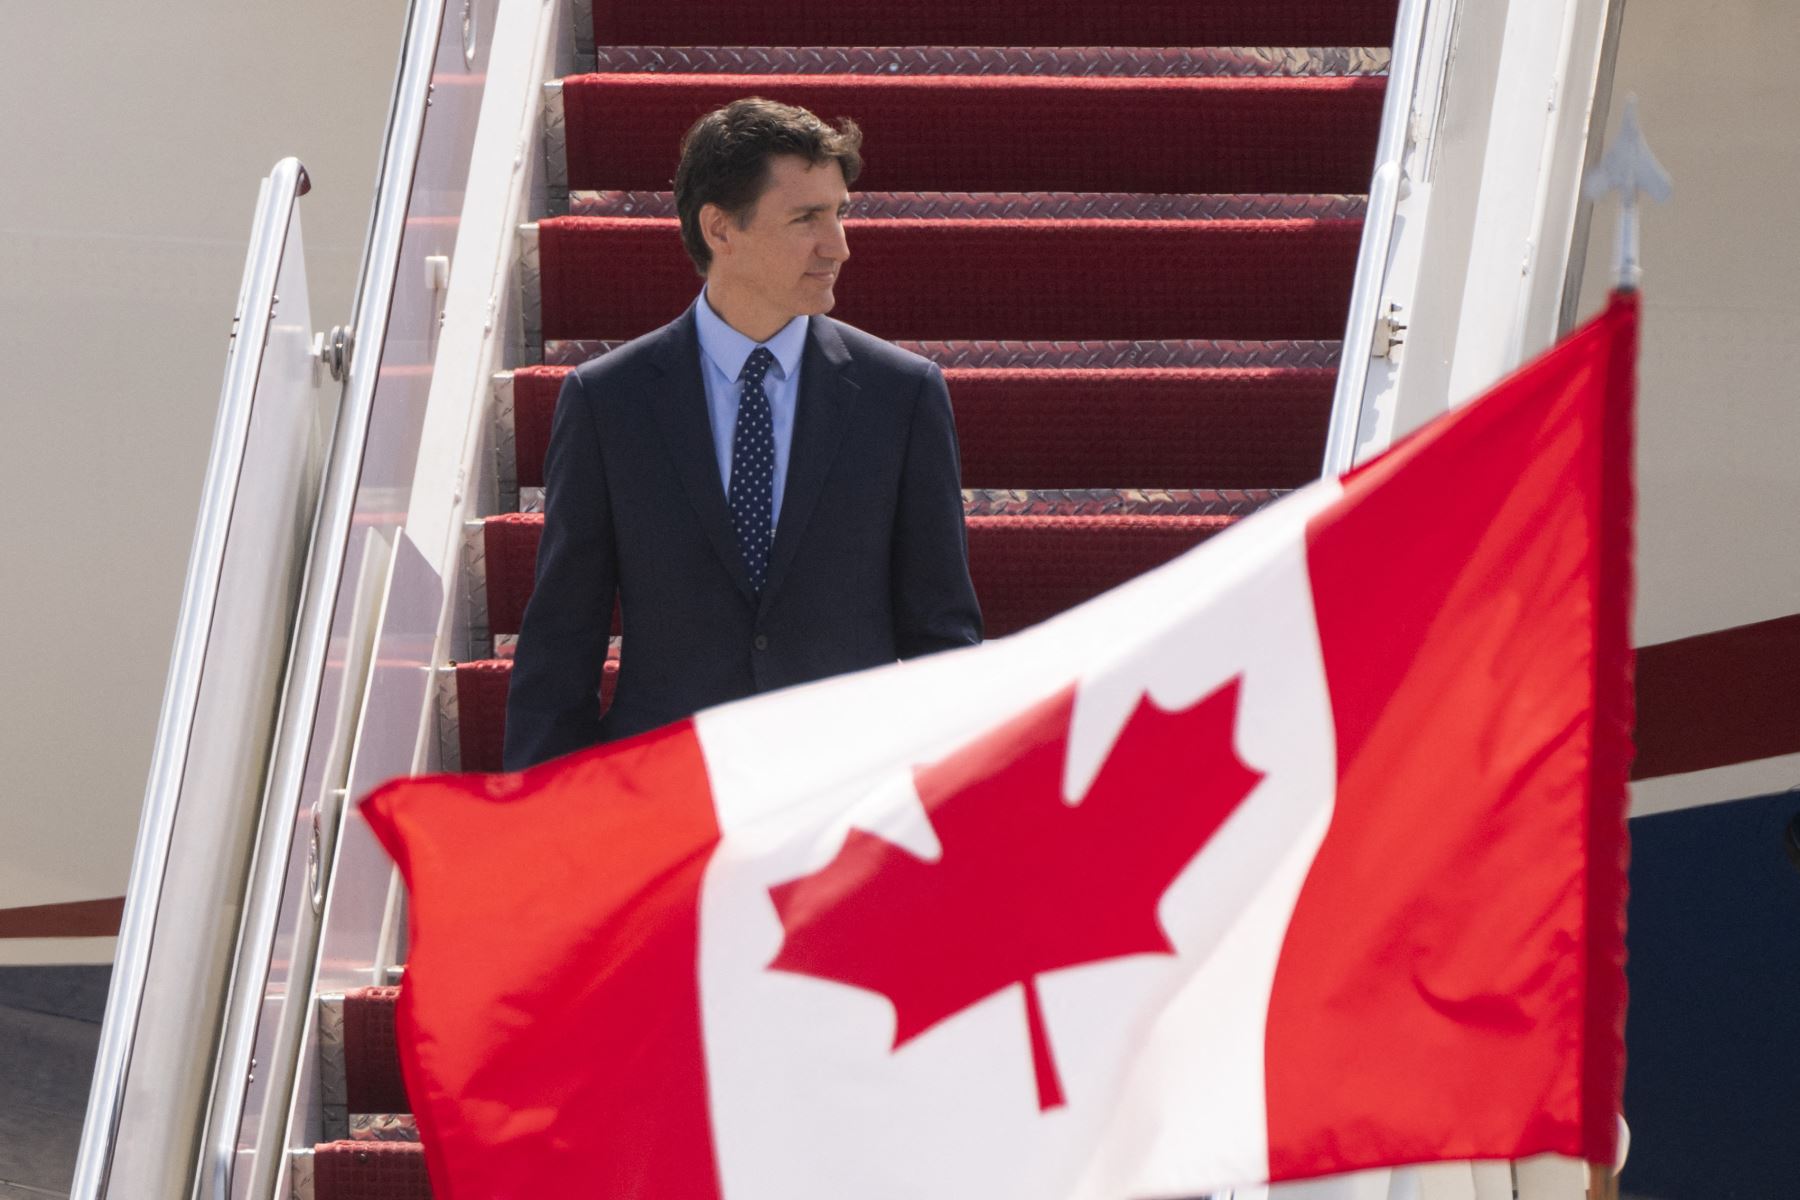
[0,897,124,938]
[1633,613,1800,780]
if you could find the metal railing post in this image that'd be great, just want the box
[1319,0,1434,478]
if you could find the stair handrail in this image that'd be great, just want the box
[191,2,453,1192]
[112,3,453,1197]
[1319,0,1434,478]
[70,156,313,1200]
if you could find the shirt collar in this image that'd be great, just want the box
[695,285,809,383]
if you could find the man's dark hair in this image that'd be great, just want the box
[673,97,864,276]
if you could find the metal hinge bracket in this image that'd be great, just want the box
[1373,302,1408,360]
[312,325,353,382]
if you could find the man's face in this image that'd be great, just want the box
[704,154,851,322]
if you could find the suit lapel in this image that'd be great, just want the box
[760,316,858,613]
[648,304,759,604]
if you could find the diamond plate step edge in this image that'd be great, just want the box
[289,1148,313,1200]
[585,45,1390,77]
[317,995,346,1142]
[569,190,1368,221]
[493,488,1288,523]
[543,338,1342,370]
[349,1113,420,1142]
[961,488,1288,517]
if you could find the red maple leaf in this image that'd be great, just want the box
[766,676,1263,1111]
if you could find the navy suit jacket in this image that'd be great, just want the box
[502,300,983,769]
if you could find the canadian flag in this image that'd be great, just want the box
[362,294,1636,1199]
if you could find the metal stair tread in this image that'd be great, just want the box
[581,45,1391,78]
[567,190,1368,222]
[535,339,1343,370]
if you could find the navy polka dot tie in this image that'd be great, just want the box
[729,346,777,594]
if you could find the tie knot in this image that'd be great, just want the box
[740,346,776,382]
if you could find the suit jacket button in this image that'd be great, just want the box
[753,633,769,651]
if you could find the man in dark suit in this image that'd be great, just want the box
[503,98,982,770]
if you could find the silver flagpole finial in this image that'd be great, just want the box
[1583,94,1673,292]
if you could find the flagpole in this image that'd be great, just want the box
[1581,94,1672,293]
[1579,99,1660,1200]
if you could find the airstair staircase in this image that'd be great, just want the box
[312,3,1387,1191]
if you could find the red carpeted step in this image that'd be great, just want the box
[484,513,540,637]
[453,660,513,776]
[512,363,1335,490]
[561,74,1383,195]
[484,513,623,637]
[509,367,561,491]
[455,654,620,773]
[481,510,1236,640]
[312,1141,430,1199]
[590,1,1402,50]
[538,217,1362,343]
[965,514,1234,635]
[343,987,407,1115]
[950,368,1334,488]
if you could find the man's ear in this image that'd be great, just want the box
[699,202,733,261]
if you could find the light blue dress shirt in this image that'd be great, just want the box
[693,286,808,528]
